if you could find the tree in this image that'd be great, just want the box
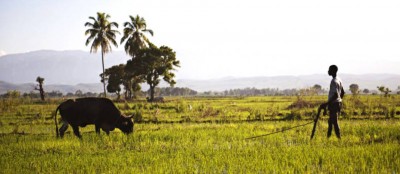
[4,90,21,99]
[120,15,153,58]
[85,12,120,97]
[101,64,143,100]
[101,64,125,100]
[377,86,391,97]
[362,88,370,95]
[349,84,359,96]
[35,76,45,101]
[126,44,180,102]
[397,86,400,95]
[75,90,83,97]
[120,15,153,99]
[47,91,63,98]
[312,84,322,95]
[100,65,143,100]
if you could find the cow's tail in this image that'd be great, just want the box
[54,106,60,138]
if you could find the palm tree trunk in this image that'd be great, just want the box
[150,84,155,102]
[101,50,107,98]
[39,84,45,101]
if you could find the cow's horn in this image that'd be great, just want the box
[126,114,134,119]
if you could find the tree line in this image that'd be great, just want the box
[0,87,199,99]
[84,13,180,101]
[203,85,325,96]
[349,84,397,97]
[2,84,399,100]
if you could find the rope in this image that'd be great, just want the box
[245,121,315,140]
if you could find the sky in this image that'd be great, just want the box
[1,0,400,79]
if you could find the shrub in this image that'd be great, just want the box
[175,100,188,113]
[284,109,302,120]
[133,108,143,123]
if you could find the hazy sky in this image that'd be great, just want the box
[1,0,400,79]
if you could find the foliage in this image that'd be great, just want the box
[152,87,198,96]
[3,90,21,98]
[126,44,180,102]
[349,84,360,96]
[120,15,153,58]
[312,84,322,95]
[118,15,155,100]
[377,86,392,97]
[219,88,303,96]
[101,64,126,100]
[84,12,120,55]
[85,12,120,97]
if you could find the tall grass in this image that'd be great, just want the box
[0,121,399,173]
[0,96,399,173]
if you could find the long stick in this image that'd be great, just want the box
[245,121,314,140]
[310,104,326,140]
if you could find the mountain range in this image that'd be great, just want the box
[0,50,399,94]
[0,50,128,84]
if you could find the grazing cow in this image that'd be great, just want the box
[54,97,133,138]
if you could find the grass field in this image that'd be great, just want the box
[0,96,399,173]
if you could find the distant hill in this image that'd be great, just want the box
[0,81,103,94]
[0,50,129,84]
[0,50,399,94]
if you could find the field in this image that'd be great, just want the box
[0,95,399,173]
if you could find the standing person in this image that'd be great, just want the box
[321,65,345,139]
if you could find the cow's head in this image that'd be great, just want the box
[116,115,134,134]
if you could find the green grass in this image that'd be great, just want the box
[0,96,399,173]
[0,121,399,173]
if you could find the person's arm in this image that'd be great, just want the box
[340,86,345,99]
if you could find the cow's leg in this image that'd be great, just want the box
[71,125,82,139]
[101,124,111,135]
[104,130,110,135]
[59,121,69,138]
[95,124,101,134]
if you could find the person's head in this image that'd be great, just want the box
[328,65,338,76]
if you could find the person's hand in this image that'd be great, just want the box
[320,103,328,109]
[320,103,328,116]
[323,108,328,116]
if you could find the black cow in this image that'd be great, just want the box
[54,97,133,138]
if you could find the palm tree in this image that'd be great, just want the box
[120,15,154,58]
[35,76,45,101]
[84,12,120,97]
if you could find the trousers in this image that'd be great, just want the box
[327,102,342,139]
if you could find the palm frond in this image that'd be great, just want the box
[88,16,96,22]
[123,21,134,29]
[143,29,154,36]
[84,22,94,27]
[85,12,119,54]
[109,22,119,28]
[109,29,120,35]
[85,34,97,46]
